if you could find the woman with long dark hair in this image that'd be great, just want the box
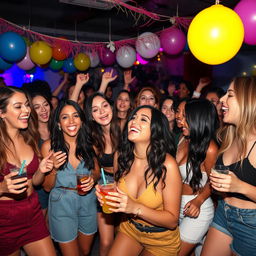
[97,105,182,256]
[176,99,219,256]
[0,86,56,256]
[42,100,99,256]
[161,96,176,131]
[202,77,256,256]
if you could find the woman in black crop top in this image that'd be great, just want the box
[202,77,256,256]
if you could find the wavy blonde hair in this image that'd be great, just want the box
[218,77,256,160]
[135,86,160,109]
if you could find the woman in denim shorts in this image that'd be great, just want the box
[42,100,100,256]
[202,77,256,256]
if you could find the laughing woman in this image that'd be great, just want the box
[42,100,100,256]
[202,77,256,256]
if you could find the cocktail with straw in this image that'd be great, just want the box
[10,160,27,189]
[98,168,116,214]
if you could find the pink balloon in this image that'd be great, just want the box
[160,28,186,55]
[16,47,35,70]
[99,47,116,66]
[234,0,256,45]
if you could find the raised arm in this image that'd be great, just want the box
[52,73,69,97]
[123,70,135,91]
[98,69,118,94]
[192,77,211,98]
[70,73,90,102]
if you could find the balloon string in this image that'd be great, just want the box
[109,18,112,42]
[215,0,220,4]
[176,0,179,17]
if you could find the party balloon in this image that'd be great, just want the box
[160,28,186,55]
[188,5,244,65]
[87,51,100,68]
[99,47,116,66]
[0,32,26,62]
[135,32,160,59]
[49,58,63,71]
[116,46,136,68]
[234,0,256,45]
[63,58,76,73]
[0,57,12,70]
[52,43,67,61]
[74,53,90,71]
[17,47,35,70]
[30,41,53,65]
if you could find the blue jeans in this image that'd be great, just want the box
[211,199,256,256]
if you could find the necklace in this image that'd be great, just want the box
[133,150,147,159]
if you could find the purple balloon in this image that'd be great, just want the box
[99,47,116,66]
[234,0,256,45]
[17,47,35,70]
[160,28,186,55]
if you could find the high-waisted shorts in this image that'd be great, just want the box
[211,199,256,256]
[0,192,49,256]
[118,219,181,256]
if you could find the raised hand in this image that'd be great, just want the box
[75,73,90,88]
[52,151,67,170]
[39,151,54,174]
[124,70,135,85]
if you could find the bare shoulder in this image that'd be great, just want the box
[207,140,219,155]
[164,153,179,170]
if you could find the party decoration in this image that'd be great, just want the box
[49,58,63,71]
[234,0,256,45]
[135,32,160,59]
[63,58,76,73]
[99,47,116,66]
[30,41,53,65]
[160,27,186,55]
[116,46,136,68]
[52,43,67,61]
[188,5,244,65]
[87,51,100,68]
[74,53,90,71]
[16,47,35,70]
[0,57,12,70]
[0,32,26,62]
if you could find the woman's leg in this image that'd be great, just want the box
[108,232,143,256]
[8,250,20,256]
[23,236,56,256]
[178,241,196,256]
[78,232,95,256]
[201,227,233,256]
[97,212,115,256]
[58,239,80,256]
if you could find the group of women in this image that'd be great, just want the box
[0,73,256,256]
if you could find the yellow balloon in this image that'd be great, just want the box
[30,41,52,65]
[188,5,244,65]
[74,53,90,71]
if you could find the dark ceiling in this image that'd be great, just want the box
[0,0,240,42]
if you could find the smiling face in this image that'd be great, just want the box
[32,95,50,123]
[58,105,82,138]
[128,107,151,144]
[0,92,31,130]
[116,92,130,113]
[180,110,190,137]
[92,95,113,126]
[220,82,240,126]
[138,90,157,107]
[175,101,186,128]
[161,99,175,123]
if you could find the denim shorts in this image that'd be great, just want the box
[211,199,256,256]
[48,187,97,243]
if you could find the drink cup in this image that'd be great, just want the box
[10,167,27,190]
[98,180,117,214]
[212,164,229,174]
[76,173,90,195]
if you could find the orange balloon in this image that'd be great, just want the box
[52,44,67,61]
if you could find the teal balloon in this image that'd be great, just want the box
[0,32,26,62]
[63,58,76,73]
[49,58,63,71]
[0,57,12,70]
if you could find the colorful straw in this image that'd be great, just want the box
[100,168,107,185]
[19,160,26,175]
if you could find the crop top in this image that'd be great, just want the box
[0,152,39,182]
[99,153,114,168]
[179,163,208,188]
[216,141,256,202]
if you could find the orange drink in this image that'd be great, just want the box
[99,182,116,214]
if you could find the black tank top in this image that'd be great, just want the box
[216,141,256,202]
[99,153,114,168]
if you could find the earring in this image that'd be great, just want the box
[58,125,61,131]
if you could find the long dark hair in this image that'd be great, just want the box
[50,100,95,170]
[0,86,39,170]
[85,92,120,156]
[185,99,219,192]
[115,105,176,190]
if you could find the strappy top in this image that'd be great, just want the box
[99,153,114,168]
[0,152,39,181]
[216,141,256,202]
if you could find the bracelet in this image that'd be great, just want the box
[134,207,142,218]
[193,91,201,98]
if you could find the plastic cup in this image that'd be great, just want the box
[98,180,117,214]
[76,173,90,195]
[212,165,229,174]
[10,167,27,190]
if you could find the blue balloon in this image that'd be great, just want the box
[0,57,12,70]
[0,32,26,62]
[63,58,76,73]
